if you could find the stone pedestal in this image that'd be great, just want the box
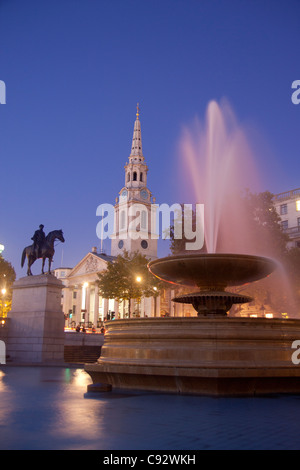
[7,274,65,363]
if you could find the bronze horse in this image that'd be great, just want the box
[21,229,65,276]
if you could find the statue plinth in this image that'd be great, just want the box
[6,274,65,363]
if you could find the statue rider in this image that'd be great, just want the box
[31,224,46,259]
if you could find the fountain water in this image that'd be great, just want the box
[149,100,278,317]
[178,99,273,256]
[85,101,300,396]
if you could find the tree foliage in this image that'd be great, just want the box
[169,204,206,255]
[241,190,289,258]
[97,250,164,307]
[0,255,16,317]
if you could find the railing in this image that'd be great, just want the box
[284,226,300,237]
[274,188,300,201]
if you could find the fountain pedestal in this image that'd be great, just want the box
[6,274,65,363]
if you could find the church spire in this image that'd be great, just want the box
[130,103,143,158]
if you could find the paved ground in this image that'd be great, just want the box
[0,365,300,450]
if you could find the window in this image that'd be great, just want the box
[280,204,288,215]
[296,200,300,211]
[140,172,143,182]
[127,173,130,182]
[73,291,77,299]
[133,172,137,181]
[281,220,288,231]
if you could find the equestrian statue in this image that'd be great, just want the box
[21,225,65,276]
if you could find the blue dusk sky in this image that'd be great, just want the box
[0,0,299,278]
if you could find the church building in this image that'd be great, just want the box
[54,106,185,328]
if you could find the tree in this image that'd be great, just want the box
[0,255,16,317]
[169,191,288,258]
[169,204,207,255]
[241,190,289,258]
[97,250,164,317]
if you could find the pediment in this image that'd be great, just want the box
[67,253,109,278]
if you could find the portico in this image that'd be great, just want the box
[54,247,162,327]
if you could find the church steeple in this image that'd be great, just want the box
[130,103,143,159]
[110,105,157,260]
[125,104,148,189]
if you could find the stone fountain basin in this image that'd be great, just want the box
[84,253,296,396]
[85,317,300,396]
[148,253,277,289]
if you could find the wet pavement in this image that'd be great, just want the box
[0,365,300,450]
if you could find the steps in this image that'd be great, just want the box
[64,345,102,364]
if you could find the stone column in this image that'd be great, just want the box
[94,284,99,326]
[103,298,109,320]
[156,295,161,317]
[77,288,82,324]
[114,300,119,319]
[85,285,91,324]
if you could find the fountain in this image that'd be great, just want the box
[149,253,276,316]
[85,101,300,396]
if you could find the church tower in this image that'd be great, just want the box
[111,105,158,259]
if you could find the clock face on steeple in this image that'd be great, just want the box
[121,189,128,198]
[140,189,148,200]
